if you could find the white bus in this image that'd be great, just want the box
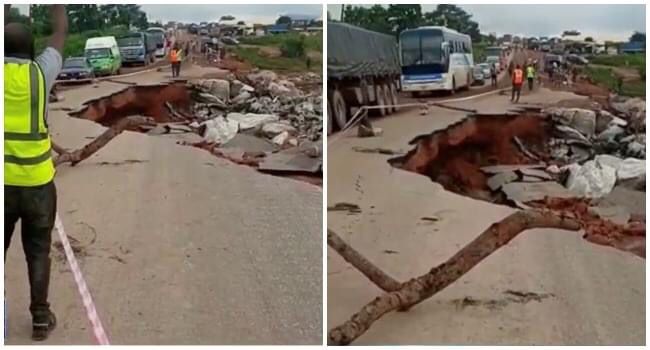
[146,27,167,58]
[399,26,473,95]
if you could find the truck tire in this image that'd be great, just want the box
[331,89,348,130]
[327,100,333,135]
[375,84,387,116]
[388,82,399,112]
[381,84,393,115]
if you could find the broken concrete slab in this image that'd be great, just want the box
[258,149,322,174]
[480,164,546,174]
[486,171,518,191]
[521,176,543,182]
[588,205,631,226]
[502,181,577,203]
[222,134,277,153]
[519,168,553,180]
[602,186,646,218]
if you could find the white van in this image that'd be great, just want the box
[85,36,122,76]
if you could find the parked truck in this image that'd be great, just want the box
[117,32,157,66]
[327,22,401,134]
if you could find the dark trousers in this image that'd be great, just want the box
[5,181,57,322]
[511,84,522,102]
[491,75,497,87]
[528,77,534,91]
[171,62,181,77]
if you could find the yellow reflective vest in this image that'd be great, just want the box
[4,59,55,186]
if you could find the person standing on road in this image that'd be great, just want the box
[4,4,67,341]
[511,64,524,103]
[490,63,498,87]
[169,44,182,78]
[526,63,536,91]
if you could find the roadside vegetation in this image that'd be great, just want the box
[584,54,645,97]
[235,33,322,73]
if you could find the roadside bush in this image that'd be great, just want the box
[280,36,305,58]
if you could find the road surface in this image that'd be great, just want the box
[327,85,645,345]
[6,63,323,345]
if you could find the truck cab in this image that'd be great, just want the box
[117,32,156,66]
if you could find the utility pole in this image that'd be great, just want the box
[340,4,344,22]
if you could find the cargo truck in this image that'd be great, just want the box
[327,22,401,134]
[117,32,157,66]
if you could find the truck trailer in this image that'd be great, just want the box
[327,22,401,134]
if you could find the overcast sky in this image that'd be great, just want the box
[327,4,645,41]
[13,4,322,25]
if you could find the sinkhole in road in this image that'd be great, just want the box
[69,82,192,128]
[389,112,551,203]
[388,113,645,258]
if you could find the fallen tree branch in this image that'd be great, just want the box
[54,116,154,167]
[328,210,580,345]
[328,230,402,292]
[430,102,478,113]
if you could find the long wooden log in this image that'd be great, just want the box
[54,116,153,167]
[328,210,580,345]
[328,230,402,292]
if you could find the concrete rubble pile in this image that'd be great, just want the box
[539,96,645,198]
[187,69,322,146]
[182,70,323,176]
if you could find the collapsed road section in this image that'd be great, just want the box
[69,70,323,185]
[389,99,645,258]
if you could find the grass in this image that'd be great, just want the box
[584,66,645,97]
[234,47,321,72]
[239,32,322,52]
[590,54,645,69]
[35,27,130,58]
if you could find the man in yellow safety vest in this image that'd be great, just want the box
[526,63,536,91]
[5,4,67,341]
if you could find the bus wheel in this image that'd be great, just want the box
[389,82,399,112]
[331,89,348,130]
[375,84,387,117]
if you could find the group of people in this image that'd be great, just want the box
[509,60,537,103]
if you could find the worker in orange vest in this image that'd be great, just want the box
[169,44,183,78]
[511,64,524,103]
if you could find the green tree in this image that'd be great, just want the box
[220,15,235,21]
[386,4,422,34]
[630,31,645,43]
[584,36,594,42]
[423,5,481,42]
[276,15,292,25]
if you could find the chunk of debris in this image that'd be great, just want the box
[480,164,545,174]
[352,147,402,155]
[327,202,361,214]
[502,181,577,203]
[486,171,518,191]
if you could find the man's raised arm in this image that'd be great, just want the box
[47,4,67,55]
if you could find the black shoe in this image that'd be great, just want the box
[32,310,56,341]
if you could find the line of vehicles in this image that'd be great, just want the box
[57,27,172,83]
[327,23,510,134]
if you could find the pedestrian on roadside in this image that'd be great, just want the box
[490,63,497,87]
[526,63,536,91]
[511,64,524,103]
[169,44,182,77]
[4,4,67,341]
